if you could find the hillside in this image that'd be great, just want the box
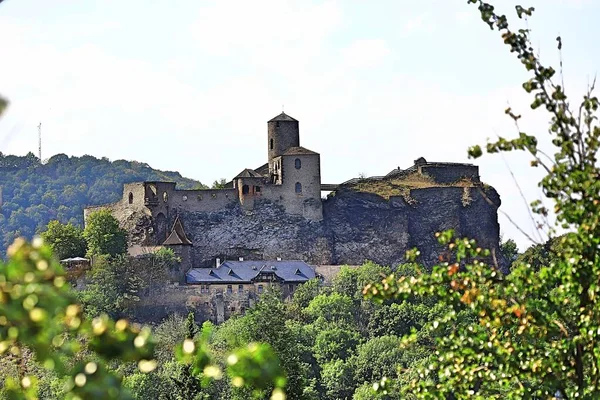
[0,152,205,253]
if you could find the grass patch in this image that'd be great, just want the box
[347,173,477,202]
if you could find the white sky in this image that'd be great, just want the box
[0,0,598,251]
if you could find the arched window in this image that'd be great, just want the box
[295,182,302,194]
[128,192,134,204]
[242,185,250,195]
[270,139,273,150]
[295,158,301,169]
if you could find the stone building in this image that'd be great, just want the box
[186,260,316,323]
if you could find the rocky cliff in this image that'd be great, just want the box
[129,182,504,272]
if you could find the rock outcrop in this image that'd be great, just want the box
[127,183,504,271]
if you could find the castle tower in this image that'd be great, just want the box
[268,112,299,163]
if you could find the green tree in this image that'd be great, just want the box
[83,209,127,258]
[170,313,204,400]
[320,359,355,400]
[365,1,600,398]
[211,178,228,189]
[79,255,144,318]
[500,237,519,267]
[40,220,87,260]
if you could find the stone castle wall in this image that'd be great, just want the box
[418,164,480,184]
[115,184,503,271]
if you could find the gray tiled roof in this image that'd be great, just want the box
[268,112,298,122]
[186,260,316,284]
[282,146,319,156]
[234,168,264,178]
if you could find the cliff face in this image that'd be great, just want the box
[323,185,503,269]
[128,184,504,271]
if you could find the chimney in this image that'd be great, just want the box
[239,257,244,261]
[216,258,221,267]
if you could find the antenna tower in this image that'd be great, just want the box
[38,122,42,162]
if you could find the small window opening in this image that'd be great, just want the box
[163,192,168,202]
[227,285,233,294]
[270,138,273,150]
[182,195,188,201]
[258,284,264,294]
[295,158,301,169]
[211,193,217,199]
[238,284,243,294]
[255,186,261,193]
[295,182,302,194]
[128,192,134,204]
[242,185,250,195]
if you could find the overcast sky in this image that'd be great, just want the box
[0,0,598,251]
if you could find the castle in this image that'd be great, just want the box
[84,112,503,322]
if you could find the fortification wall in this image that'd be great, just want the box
[169,189,238,213]
[418,164,480,183]
[117,182,503,272]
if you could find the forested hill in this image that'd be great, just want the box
[0,152,205,252]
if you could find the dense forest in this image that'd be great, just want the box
[0,152,204,253]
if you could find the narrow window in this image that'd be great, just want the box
[163,192,168,202]
[242,185,250,195]
[295,158,301,169]
[270,138,273,150]
[227,285,232,294]
[255,186,261,193]
[128,192,134,204]
[258,284,264,294]
[295,182,302,194]
[238,284,243,294]
[288,284,294,292]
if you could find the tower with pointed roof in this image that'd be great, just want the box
[268,112,300,163]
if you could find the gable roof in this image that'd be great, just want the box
[162,216,193,246]
[254,163,269,176]
[282,146,319,156]
[268,112,298,122]
[234,168,264,179]
[186,260,316,284]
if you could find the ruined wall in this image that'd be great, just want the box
[169,189,238,213]
[418,164,480,184]
[133,281,296,323]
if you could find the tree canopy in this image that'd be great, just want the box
[0,153,206,254]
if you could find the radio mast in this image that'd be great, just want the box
[38,122,42,162]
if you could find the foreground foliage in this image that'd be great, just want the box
[0,239,286,399]
[365,1,600,398]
